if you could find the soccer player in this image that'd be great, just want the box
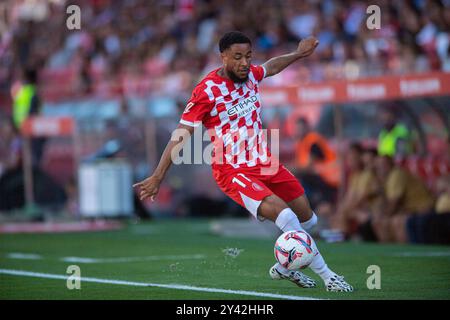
[134,31,353,292]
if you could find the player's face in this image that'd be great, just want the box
[222,43,252,83]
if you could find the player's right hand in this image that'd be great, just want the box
[133,175,161,202]
[297,36,319,58]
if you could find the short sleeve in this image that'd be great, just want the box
[180,86,212,127]
[251,64,266,82]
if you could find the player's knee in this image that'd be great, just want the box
[258,195,288,221]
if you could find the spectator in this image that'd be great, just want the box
[377,107,413,158]
[435,174,450,214]
[405,174,450,244]
[329,144,382,240]
[12,67,45,166]
[371,155,435,243]
[356,147,384,241]
[0,116,22,174]
[12,68,39,129]
[327,143,364,237]
[294,117,339,208]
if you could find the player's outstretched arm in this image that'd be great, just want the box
[262,36,319,77]
[133,123,194,201]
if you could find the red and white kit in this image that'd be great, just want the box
[180,65,304,218]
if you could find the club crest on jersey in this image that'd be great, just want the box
[252,182,264,191]
[227,95,258,118]
[245,80,255,91]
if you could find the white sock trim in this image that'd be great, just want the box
[301,212,318,231]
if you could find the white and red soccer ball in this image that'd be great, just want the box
[274,231,317,270]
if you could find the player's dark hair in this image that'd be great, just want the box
[219,31,252,53]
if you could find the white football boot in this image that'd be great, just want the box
[269,263,316,288]
[325,274,354,292]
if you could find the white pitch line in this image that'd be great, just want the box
[393,252,450,257]
[60,254,207,264]
[0,268,320,300]
[6,253,43,260]
[6,253,207,264]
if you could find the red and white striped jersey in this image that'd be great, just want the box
[180,64,270,170]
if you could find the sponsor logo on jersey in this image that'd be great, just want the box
[227,95,258,118]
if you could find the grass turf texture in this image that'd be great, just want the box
[0,219,449,300]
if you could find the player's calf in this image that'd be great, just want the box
[287,195,316,226]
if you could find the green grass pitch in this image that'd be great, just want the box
[1,219,449,300]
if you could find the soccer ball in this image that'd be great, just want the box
[274,230,316,270]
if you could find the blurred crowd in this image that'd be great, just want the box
[293,113,450,245]
[1,0,450,99]
[319,144,450,244]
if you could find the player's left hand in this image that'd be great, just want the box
[297,36,319,58]
[133,175,162,202]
